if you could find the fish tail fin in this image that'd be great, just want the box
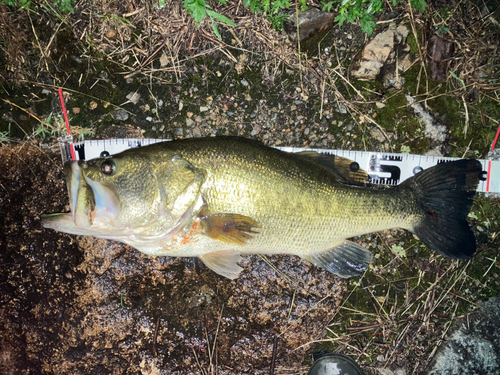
[399,159,483,259]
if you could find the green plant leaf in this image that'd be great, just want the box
[449,71,466,89]
[322,1,334,12]
[52,0,74,13]
[206,9,236,26]
[391,244,407,258]
[359,13,375,34]
[210,16,221,39]
[184,0,207,25]
[411,0,426,12]
[270,0,290,14]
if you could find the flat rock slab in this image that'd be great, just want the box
[0,143,346,374]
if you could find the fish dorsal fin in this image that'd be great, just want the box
[199,251,243,279]
[296,151,371,186]
[302,240,372,278]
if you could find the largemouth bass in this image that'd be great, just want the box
[42,137,483,279]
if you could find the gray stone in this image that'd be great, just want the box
[110,108,129,121]
[336,103,347,114]
[192,127,202,137]
[250,125,261,136]
[370,127,387,143]
[377,368,406,375]
[426,297,500,374]
[284,8,336,43]
[174,127,184,137]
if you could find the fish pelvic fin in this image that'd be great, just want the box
[199,250,243,279]
[400,159,483,259]
[303,241,372,278]
[199,213,260,245]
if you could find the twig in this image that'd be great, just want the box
[462,95,469,138]
[153,317,160,357]
[269,335,278,375]
[124,41,166,79]
[28,12,49,73]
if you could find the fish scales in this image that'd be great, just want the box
[166,138,415,252]
[42,136,483,279]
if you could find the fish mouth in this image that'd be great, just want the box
[64,161,94,228]
[65,161,120,228]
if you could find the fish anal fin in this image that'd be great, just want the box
[303,240,372,278]
[200,213,260,245]
[296,151,371,186]
[199,251,243,279]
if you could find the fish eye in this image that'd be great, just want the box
[101,160,116,175]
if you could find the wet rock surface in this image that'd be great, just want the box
[0,144,346,374]
[426,296,500,374]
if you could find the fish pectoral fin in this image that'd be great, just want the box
[199,251,244,279]
[303,241,372,278]
[199,213,260,245]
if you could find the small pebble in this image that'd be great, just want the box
[110,108,128,121]
[250,126,261,136]
[192,127,202,137]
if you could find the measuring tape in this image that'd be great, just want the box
[57,137,500,195]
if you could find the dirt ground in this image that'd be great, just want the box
[1,0,500,374]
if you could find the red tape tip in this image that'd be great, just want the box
[491,123,500,152]
[58,88,76,161]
